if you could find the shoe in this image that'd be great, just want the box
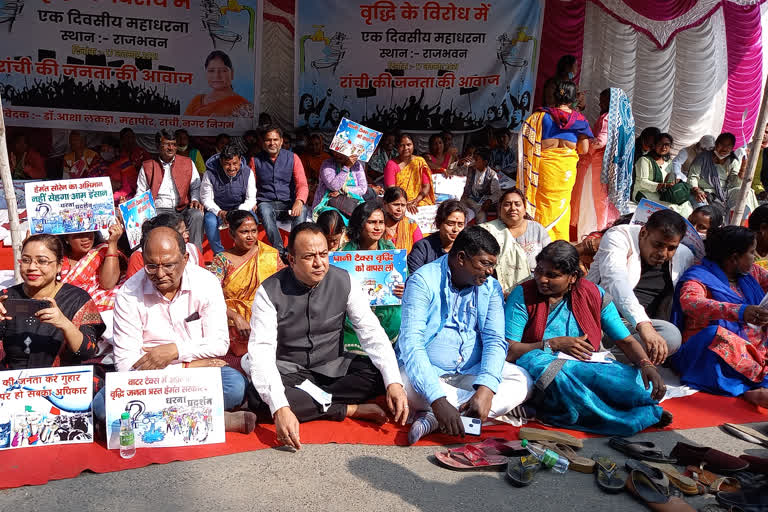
[670,442,749,474]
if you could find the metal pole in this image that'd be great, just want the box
[732,75,768,225]
[0,95,23,282]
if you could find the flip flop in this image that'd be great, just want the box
[592,454,626,494]
[686,466,742,494]
[644,462,703,496]
[434,438,525,471]
[625,470,696,511]
[609,437,676,463]
[626,459,669,492]
[721,424,768,448]
[506,455,541,487]
[518,427,583,449]
[537,440,595,474]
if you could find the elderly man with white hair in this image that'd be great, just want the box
[670,135,716,182]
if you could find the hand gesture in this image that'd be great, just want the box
[548,335,593,361]
[392,283,405,299]
[107,220,124,245]
[406,201,419,214]
[641,365,666,401]
[218,210,228,220]
[232,311,251,340]
[274,406,302,450]
[693,188,707,203]
[386,383,408,426]
[35,297,65,329]
[744,305,768,326]
[289,200,304,218]
[132,343,179,370]
[188,358,227,368]
[637,323,669,365]
[0,293,10,321]
[458,385,493,422]
[190,200,204,211]
[346,154,359,167]
[431,397,464,437]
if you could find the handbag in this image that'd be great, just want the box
[659,181,691,205]
[327,194,360,217]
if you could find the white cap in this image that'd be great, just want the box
[698,135,716,151]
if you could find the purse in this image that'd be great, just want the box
[327,194,360,217]
[659,181,691,205]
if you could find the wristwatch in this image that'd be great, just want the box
[542,339,551,351]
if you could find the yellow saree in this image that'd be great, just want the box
[522,112,580,241]
[396,156,436,206]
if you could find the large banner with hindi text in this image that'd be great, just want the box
[0,0,262,134]
[295,0,543,133]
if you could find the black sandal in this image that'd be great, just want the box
[592,454,626,494]
[608,437,676,463]
[506,455,541,487]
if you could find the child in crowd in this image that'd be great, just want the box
[460,147,501,223]
[447,144,476,177]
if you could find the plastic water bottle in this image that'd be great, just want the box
[521,439,569,473]
[119,412,136,459]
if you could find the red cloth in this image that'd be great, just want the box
[520,278,603,350]
[141,156,195,211]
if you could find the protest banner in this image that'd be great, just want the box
[406,204,439,234]
[0,0,262,135]
[329,249,407,305]
[0,180,32,210]
[433,174,466,201]
[630,199,705,260]
[25,177,115,235]
[105,368,225,449]
[295,0,543,133]
[0,366,94,450]
[329,118,383,162]
[119,191,157,249]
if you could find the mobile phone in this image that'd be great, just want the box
[460,416,482,436]
[4,299,51,318]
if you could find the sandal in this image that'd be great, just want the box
[434,438,525,471]
[592,454,626,493]
[518,427,583,449]
[686,466,741,494]
[609,437,676,463]
[721,424,768,448]
[506,455,542,487]
[626,459,669,492]
[537,440,595,474]
[644,462,703,496]
[626,470,696,511]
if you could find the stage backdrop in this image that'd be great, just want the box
[0,0,262,135]
[294,0,544,133]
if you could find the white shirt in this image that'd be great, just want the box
[243,271,403,415]
[586,224,694,327]
[135,157,201,210]
[200,170,258,215]
[112,263,230,372]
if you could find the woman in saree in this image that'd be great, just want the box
[571,88,635,240]
[382,186,423,252]
[424,133,453,174]
[317,209,348,252]
[384,133,435,214]
[60,222,127,313]
[505,241,670,435]
[521,80,592,241]
[341,201,405,353]
[671,226,768,408]
[311,152,367,222]
[633,133,693,217]
[184,51,253,118]
[209,210,283,357]
[0,234,105,371]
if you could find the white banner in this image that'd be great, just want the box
[0,0,262,134]
[295,0,543,133]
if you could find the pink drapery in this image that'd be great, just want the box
[536,0,764,147]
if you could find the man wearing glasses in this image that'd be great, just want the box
[136,129,205,250]
[397,226,533,444]
[92,226,254,433]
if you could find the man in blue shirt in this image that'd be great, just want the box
[397,226,533,444]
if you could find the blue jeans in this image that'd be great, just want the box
[256,200,307,253]
[91,366,248,424]
[204,211,226,254]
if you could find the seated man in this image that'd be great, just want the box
[201,144,257,254]
[587,209,693,365]
[398,226,533,444]
[243,223,407,450]
[136,129,205,249]
[92,226,253,433]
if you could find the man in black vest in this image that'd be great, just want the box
[200,144,257,254]
[244,223,407,450]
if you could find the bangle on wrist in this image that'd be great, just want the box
[104,254,119,259]
[638,359,654,369]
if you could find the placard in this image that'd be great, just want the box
[630,199,704,260]
[329,249,407,305]
[104,368,225,449]
[25,177,115,235]
[406,205,439,234]
[119,191,157,249]
[433,174,466,200]
[329,117,383,162]
[0,366,94,450]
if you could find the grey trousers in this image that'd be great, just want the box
[603,318,682,363]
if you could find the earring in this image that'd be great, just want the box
[56,273,61,282]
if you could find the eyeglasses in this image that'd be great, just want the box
[18,257,56,267]
[144,262,180,275]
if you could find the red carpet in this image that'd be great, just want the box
[1,392,765,490]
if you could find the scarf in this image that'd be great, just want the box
[520,278,603,351]
[601,88,635,214]
[692,150,729,202]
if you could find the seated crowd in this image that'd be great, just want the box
[4,99,768,447]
